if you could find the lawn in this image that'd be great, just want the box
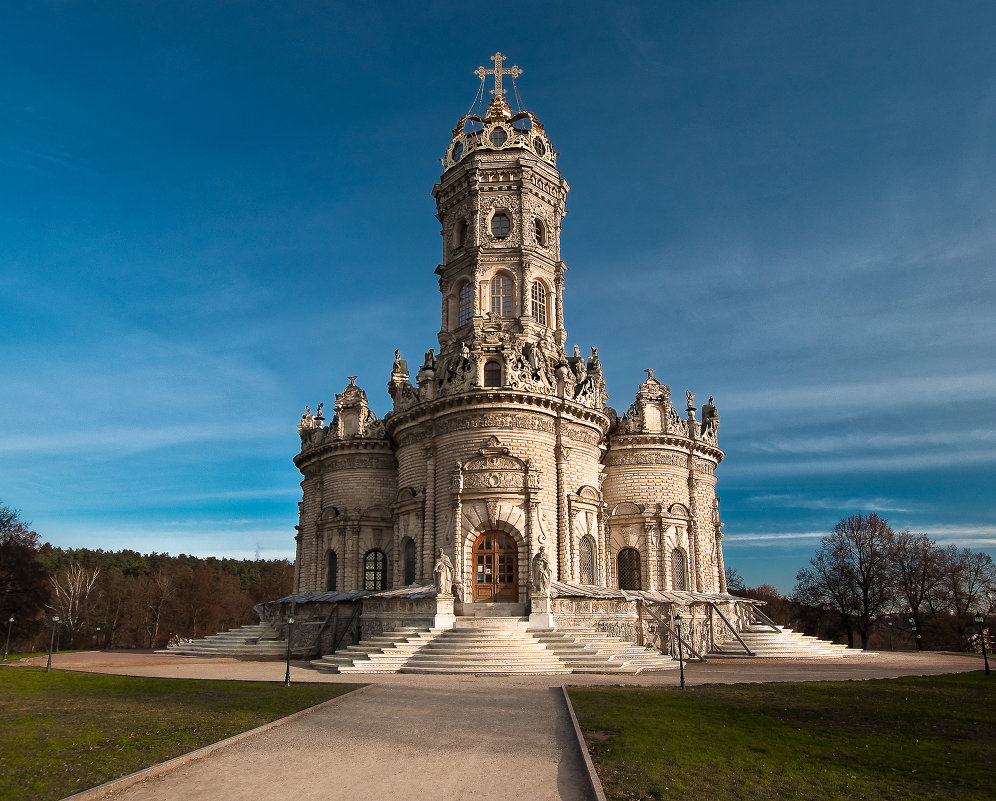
[0,667,360,801]
[568,673,994,801]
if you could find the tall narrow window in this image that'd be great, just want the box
[531,281,548,326]
[579,536,595,585]
[490,274,512,317]
[671,548,687,591]
[484,360,502,387]
[363,549,387,591]
[402,538,416,585]
[618,547,642,590]
[534,217,546,246]
[457,281,473,326]
[326,550,337,592]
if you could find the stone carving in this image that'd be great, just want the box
[433,549,454,595]
[605,452,687,467]
[532,546,552,594]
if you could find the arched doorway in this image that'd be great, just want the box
[618,547,642,590]
[472,531,518,602]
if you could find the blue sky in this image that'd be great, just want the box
[2,2,994,592]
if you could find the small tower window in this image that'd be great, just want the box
[402,538,416,585]
[452,218,467,249]
[579,536,595,585]
[457,281,473,326]
[484,360,502,387]
[531,281,548,326]
[490,127,508,147]
[363,549,387,591]
[491,212,511,239]
[490,274,513,317]
[534,218,546,246]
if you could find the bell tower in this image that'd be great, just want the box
[432,53,570,369]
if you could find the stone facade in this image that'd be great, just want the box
[292,56,728,622]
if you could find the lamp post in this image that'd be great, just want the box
[975,613,990,676]
[674,613,686,690]
[45,616,60,673]
[2,615,13,661]
[95,625,102,651]
[284,615,295,687]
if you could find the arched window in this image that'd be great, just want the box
[671,548,687,591]
[490,274,513,317]
[617,547,642,590]
[484,360,502,387]
[363,549,387,591]
[326,550,337,592]
[402,538,416,585]
[579,536,595,585]
[453,218,467,249]
[534,217,546,246]
[531,281,548,326]
[457,281,473,326]
[491,211,511,239]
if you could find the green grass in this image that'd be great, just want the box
[568,673,994,801]
[0,668,361,801]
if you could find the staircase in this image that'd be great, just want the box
[313,614,677,675]
[711,624,875,658]
[159,623,288,660]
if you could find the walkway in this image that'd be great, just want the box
[14,650,983,801]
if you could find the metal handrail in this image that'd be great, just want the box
[709,602,754,656]
[641,602,704,661]
[329,602,362,655]
[750,604,782,632]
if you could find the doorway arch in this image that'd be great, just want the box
[472,531,518,602]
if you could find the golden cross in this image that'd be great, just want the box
[474,52,522,98]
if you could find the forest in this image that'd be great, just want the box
[1,502,292,652]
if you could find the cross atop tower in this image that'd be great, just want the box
[474,52,522,98]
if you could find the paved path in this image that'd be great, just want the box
[11,650,983,801]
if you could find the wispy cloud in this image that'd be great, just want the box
[743,494,912,513]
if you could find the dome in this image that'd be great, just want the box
[442,54,557,170]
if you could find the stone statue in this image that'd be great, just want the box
[433,548,454,595]
[572,344,581,359]
[315,402,324,418]
[686,390,695,407]
[423,349,436,370]
[392,350,408,375]
[532,546,552,595]
[460,341,471,363]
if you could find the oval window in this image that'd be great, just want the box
[533,137,546,156]
[490,127,508,147]
[491,212,511,239]
[451,141,464,161]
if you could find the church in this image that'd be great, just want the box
[273,54,768,670]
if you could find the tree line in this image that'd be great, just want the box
[0,502,293,652]
[729,513,996,651]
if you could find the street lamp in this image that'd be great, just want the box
[2,615,13,661]
[95,625,102,651]
[974,613,990,676]
[45,616,61,673]
[674,613,686,690]
[284,615,295,687]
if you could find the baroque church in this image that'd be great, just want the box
[272,54,763,668]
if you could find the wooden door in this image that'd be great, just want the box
[472,532,518,602]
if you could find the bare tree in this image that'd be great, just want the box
[49,561,101,648]
[794,514,894,649]
[890,530,944,650]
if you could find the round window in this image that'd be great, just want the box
[491,212,511,239]
[533,137,546,156]
[451,141,464,162]
[490,127,508,147]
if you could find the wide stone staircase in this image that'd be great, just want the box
[159,623,288,660]
[311,615,677,675]
[711,623,875,658]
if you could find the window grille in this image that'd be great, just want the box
[457,282,473,326]
[617,547,642,590]
[363,549,387,591]
[579,536,595,585]
[402,538,416,585]
[671,548,687,591]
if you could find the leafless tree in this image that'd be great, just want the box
[794,514,894,649]
[889,530,945,650]
[49,561,101,648]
